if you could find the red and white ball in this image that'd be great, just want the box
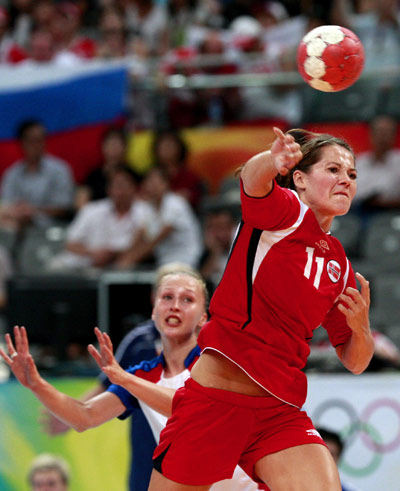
[297,25,365,92]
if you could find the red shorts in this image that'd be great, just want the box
[153,378,326,486]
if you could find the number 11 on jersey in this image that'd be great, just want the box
[304,246,324,289]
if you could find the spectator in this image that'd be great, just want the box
[351,115,400,212]
[27,453,70,491]
[152,130,205,211]
[195,29,241,126]
[229,14,302,125]
[199,207,237,291]
[49,1,97,61]
[18,28,56,65]
[96,7,128,59]
[164,0,198,50]
[332,0,400,71]
[8,0,33,48]
[31,0,56,33]
[124,0,167,56]
[117,166,202,269]
[0,119,75,229]
[76,126,128,209]
[49,165,149,271]
[0,245,13,311]
[317,428,362,491]
[0,5,27,63]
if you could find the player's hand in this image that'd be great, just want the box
[88,328,126,386]
[39,408,71,435]
[337,272,371,336]
[0,326,42,389]
[270,127,303,176]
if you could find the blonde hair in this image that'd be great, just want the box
[28,453,70,486]
[154,264,209,310]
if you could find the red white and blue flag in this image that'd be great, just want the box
[0,61,129,182]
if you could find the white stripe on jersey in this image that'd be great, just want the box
[252,191,309,282]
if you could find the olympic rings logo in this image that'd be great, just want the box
[311,398,400,477]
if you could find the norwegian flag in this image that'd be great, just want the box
[327,260,341,282]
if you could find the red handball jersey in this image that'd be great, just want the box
[198,180,355,409]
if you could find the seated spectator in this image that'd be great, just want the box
[117,166,202,269]
[50,165,150,271]
[152,130,205,211]
[124,0,167,56]
[0,119,75,229]
[76,126,128,209]
[198,207,237,292]
[0,245,13,311]
[332,0,400,72]
[24,29,54,63]
[49,1,97,61]
[317,428,361,491]
[27,453,70,491]
[351,115,400,212]
[8,0,33,49]
[96,7,128,59]
[0,6,27,64]
[31,0,56,34]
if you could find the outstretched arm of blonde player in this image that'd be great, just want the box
[0,326,125,432]
[89,328,176,417]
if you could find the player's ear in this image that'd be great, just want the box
[292,169,306,190]
[198,312,208,328]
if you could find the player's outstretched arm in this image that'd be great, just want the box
[335,272,375,374]
[89,328,176,417]
[0,326,125,432]
[241,127,303,197]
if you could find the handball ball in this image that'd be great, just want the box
[297,25,365,92]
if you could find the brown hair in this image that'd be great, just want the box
[276,129,354,190]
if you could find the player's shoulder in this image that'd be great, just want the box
[127,353,163,375]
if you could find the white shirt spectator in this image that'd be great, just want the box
[51,198,152,270]
[353,149,400,205]
[144,192,202,267]
[0,154,75,227]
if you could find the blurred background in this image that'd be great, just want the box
[0,0,400,489]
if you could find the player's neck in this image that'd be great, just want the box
[162,337,197,378]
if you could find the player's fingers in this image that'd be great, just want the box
[87,344,102,366]
[338,293,357,310]
[103,332,114,352]
[4,332,16,356]
[94,327,103,345]
[21,326,30,354]
[13,325,22,351]
[272,126,286,141]
[0,347,12,365]
[355,272,370,306]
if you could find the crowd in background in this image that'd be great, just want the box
[0,0,400,128]
[0,0,400,368]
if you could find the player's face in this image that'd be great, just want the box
[295,144,357,223]
[152,275,207,342]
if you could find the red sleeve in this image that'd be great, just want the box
[322,263,357,347]
[240,179,302,230]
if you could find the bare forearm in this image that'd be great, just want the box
[118,371,175,417]
[66,242,90,256]
[31,378,99,431]
[240,151,276,197]
[32,378,122,432]
[337,331,375,374]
